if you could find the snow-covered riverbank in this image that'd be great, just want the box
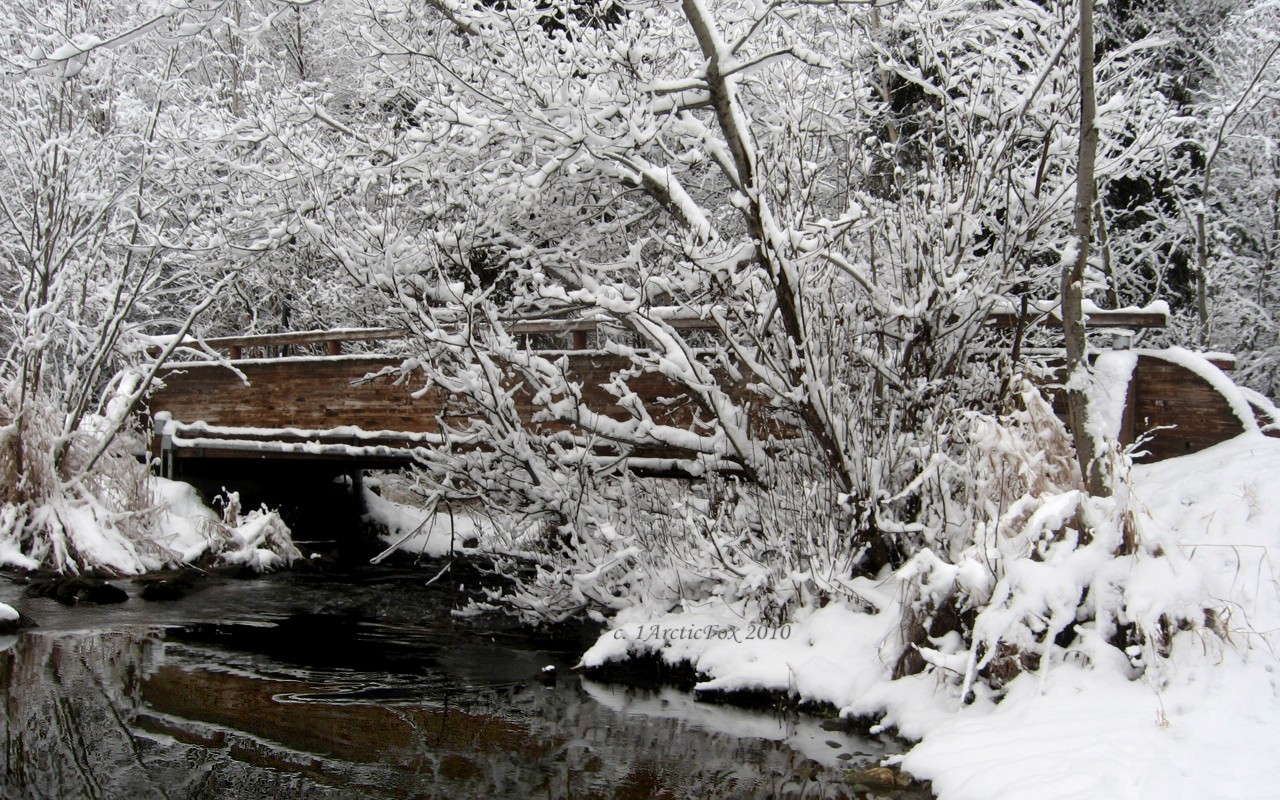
[3,429,1275,799]
[577,433,1280,800]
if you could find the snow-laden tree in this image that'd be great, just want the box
[0,0,1253,697]
[1184,0,1280,394]
[1083,0,1280,396]
[0,0,268,571]
[223,0,1182,624]
[165,0,392,337]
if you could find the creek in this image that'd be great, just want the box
[0,563,917,799]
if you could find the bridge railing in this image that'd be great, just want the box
[151,316,729,360]
[150,304,1169,361]
[148,327,409,360]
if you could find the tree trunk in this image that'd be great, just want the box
[1063,0,1109,497]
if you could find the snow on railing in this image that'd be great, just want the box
[146,311,728,360]
[147,300,1172,361]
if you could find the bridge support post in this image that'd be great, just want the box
[154,412,176,480]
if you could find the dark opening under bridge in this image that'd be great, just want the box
[144,310,1275,487]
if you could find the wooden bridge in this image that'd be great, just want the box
[143,310,1275,484]
[146,320,737,481]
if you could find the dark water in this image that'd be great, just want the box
[0,567,911,799]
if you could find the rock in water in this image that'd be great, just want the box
[844,766,899,792]
[26,577,128,605]
[0,602,34,634]
[138,570,207,601]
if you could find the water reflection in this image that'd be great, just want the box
[0,572,915,799]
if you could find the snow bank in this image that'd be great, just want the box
[900,434,1280,798]
[51,501,163,574]
[153,481,301,572]
[899,643,1280,799]
[0,517,40,571]
[1132,433,1280,632]
[152,477,221,562]
[580,433,1280,799]
[582,592,897,706]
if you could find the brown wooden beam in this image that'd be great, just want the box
[196,327,408,350]
[986,310,1167,329]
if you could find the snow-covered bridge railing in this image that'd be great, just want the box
[173,327,410,360]
[149,313,736,362]
[985,300,1170,331]
[151,304,1171,361]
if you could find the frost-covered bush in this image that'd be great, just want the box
[0,394,174,574]
[205,490,302,573]
[455,374,1229,698]
[459,461,876,626]
[891,384,1220,695]
[0,0,255,574]
[311,0,1163,588]
[384,317,910,624]
[0,394,300,575]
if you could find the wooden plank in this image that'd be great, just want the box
[151,349,1261,470]
[1129,355,1245,461]
[160,304,1168,359]
[147,354,729,434]
[986,310,1168,329]
[162,307,1167,364]
[145,351,776,474]
[192,327,408,350]
[164,318,726,356]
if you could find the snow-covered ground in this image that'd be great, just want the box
[581,433,1280,800]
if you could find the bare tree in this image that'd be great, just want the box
[1062,0,1106,496]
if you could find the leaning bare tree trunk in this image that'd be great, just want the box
[679,0,854,495]
[1063,0,1108,497]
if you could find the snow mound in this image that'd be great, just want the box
[581,433,1280,800]
[902,433,1280,798]
[153,477,221,563]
